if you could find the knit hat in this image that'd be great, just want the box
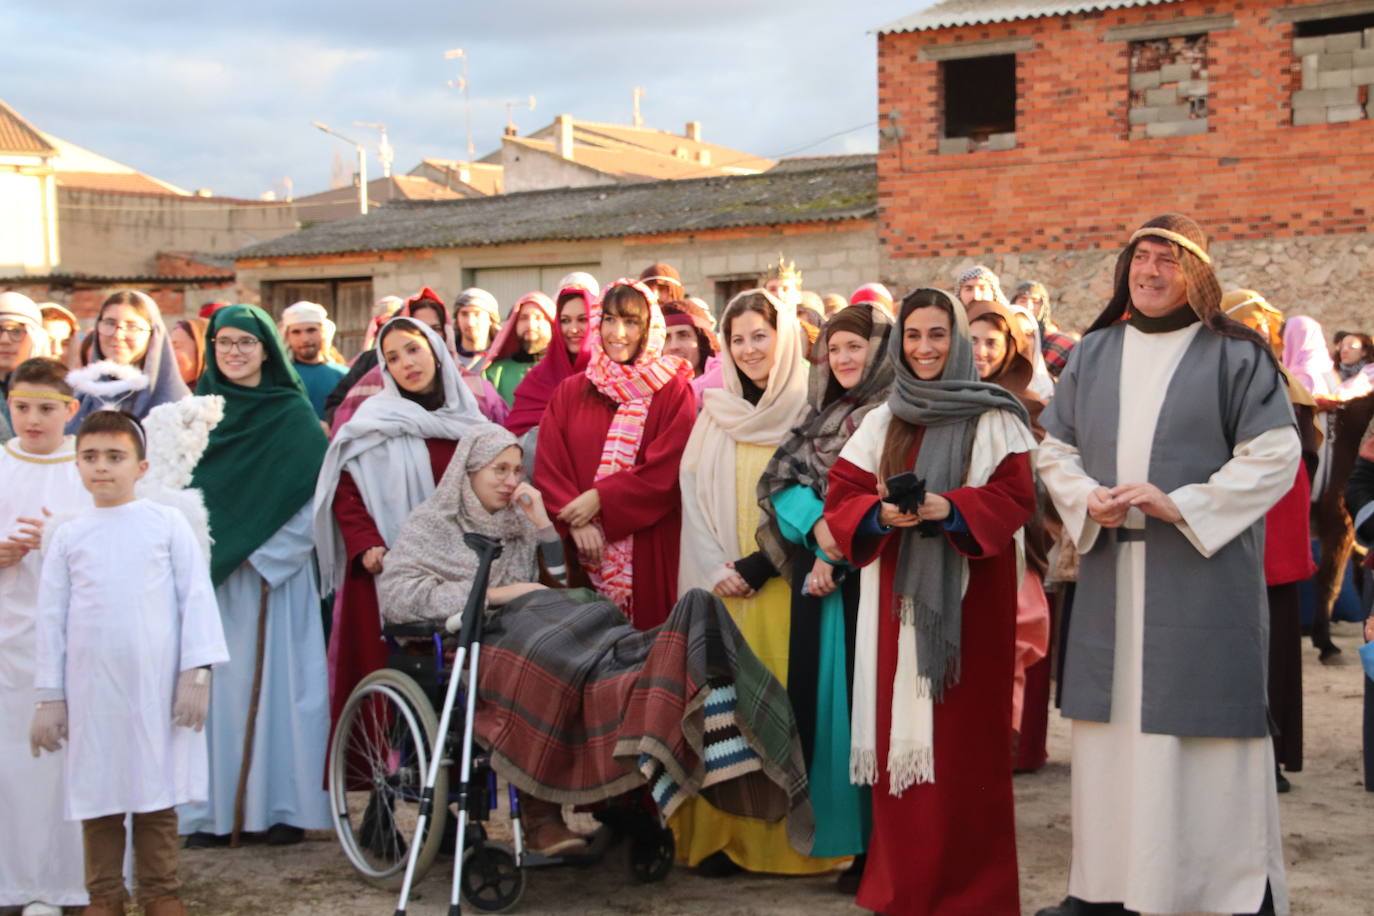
[454,287,501,325]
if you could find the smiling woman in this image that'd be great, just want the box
[67,290,189,432]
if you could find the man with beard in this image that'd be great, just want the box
[484,292,555,405]
[279,301,347,419]
[1035,214,1298,916]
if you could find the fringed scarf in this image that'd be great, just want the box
[582,279,692,615]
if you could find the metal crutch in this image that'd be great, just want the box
[394,531,502,916]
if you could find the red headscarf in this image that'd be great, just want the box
[482,291,557,367]
[504,282,601,436]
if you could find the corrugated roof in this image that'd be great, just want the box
[234,160,875,261]
[877,0,1173,33]
[0,99,57,155]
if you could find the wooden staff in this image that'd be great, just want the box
[231,577,271,847]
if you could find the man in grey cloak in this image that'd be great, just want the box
[1034,214,1299,916]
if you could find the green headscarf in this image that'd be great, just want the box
[192,304,327,584]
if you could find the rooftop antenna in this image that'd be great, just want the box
[354,122,393,179]
[444,48,475,157]
[504,95,537,133]
[632,86,646,128]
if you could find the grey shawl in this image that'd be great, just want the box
[886,289,1028,698]
[378,423,536,624]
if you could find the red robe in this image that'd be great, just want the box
[534,374,695,629]
[329,438,458,726]
[825,435,1034,916]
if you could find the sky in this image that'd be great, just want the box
[2,1,930,200]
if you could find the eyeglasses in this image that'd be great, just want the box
[0,323,29,342]
[487,463,525,482]
[211,336,262,354]
[98,318,152,337]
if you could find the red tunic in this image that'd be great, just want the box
[1263,463,1315,586]
[328,437,458,726]
[533,374,695,629]
[825,438,1034,916]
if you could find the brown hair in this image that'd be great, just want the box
[11,357,73,397]
[98,290,152,324]
[378,319,444,410]
[721,291,779,341]
[76,409,146,460]
[877,289,955,480]
[600,284,649,324]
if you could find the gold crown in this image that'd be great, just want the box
[763,253,802,285]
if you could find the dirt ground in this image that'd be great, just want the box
[173,620,1374,916]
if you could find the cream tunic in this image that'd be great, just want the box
[0,439,89,905]
[1038,323,1295,916]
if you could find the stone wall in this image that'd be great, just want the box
[878,230,1374,335]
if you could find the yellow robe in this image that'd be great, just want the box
[669,442,847,875]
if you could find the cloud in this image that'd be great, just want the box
[4,0,922,197]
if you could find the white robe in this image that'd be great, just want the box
[177,504,332,834]
[0,438,90,906]
[1037,323,1295,915]
[34,498,229,822]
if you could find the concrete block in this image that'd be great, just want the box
[1145,86,1178,105]
[1145,118,1208,139]
[986,132,1017,151]
[1328,104,1365,122]
[1354,49,1374,67]
[1366,27,1374,49]
[1176,79,1209,98]
[1128,106,1160,124]
[1160,62,1193,83]
[1368,100,1374,119]
[1325,86,1360,105]
[1303,54,1321,90]
[938,137,970,155]
[1129,69,1162,90]
[1319,69,1354,89]
[1156,103,1194,122]
[699,255,729,276]
[1292,36,1325,57]
[1320,51,1354,70]
[1350,67,1374,86]
[1325,32,1363,53]
[1291,89,1327,108]
[1293,106,1327,126]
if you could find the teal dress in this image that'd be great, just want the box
[771,484,870,857]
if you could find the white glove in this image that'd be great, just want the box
[30,700,68,756]
[173,668,212,731]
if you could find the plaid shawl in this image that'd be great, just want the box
[474,587,815,855]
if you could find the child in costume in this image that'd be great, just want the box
[30,410,228,916]
[0,358,90,915]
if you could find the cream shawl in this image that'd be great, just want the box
[678,289,809,593]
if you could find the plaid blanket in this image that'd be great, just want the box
[474,587,815,856]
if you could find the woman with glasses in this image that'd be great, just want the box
[178,304,332,848]
[313,315,487,736]
[65,291,189,432]
[533,279,696,629]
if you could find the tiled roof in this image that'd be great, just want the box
[55,171,193,194]
[416,159,504,195]
[235,159,875,261]
[0,99,57,155]
[563,120,776,174]
[507,135,762,182]
[877,0,1173,33]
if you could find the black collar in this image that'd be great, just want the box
[1128,304,1199,334]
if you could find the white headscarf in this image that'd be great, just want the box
[1006,303,1055,400]
[279,300,340,360]
[678,288,809,593]
[0,291,52,362]
[313,317,487,590]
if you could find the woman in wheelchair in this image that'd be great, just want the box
[378,423,817,864]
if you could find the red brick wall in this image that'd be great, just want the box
[878,0,1374,260]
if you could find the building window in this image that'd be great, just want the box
[938,55,1017,154]
[1290,13,1374,125]
[1128,34,1208,140]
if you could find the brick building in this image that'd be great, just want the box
[876,0,1374,331]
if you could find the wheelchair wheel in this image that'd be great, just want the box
[329,668,449,888]
[461,841,525,913]
[627,825,675,883]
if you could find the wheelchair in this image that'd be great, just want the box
[327,536,675,913]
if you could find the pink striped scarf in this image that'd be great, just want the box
[583,280,692,618]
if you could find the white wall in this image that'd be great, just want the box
[0,155,57,273]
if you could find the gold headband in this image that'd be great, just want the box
[1129,227,1212,265]
[8,388,75,403]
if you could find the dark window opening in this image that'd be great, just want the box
[942,55,1016,141]
[1294,13,1374,37]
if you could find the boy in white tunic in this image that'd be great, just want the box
[30,410,228,916]
[1035,215,1299,916]
[1,359,89,916]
